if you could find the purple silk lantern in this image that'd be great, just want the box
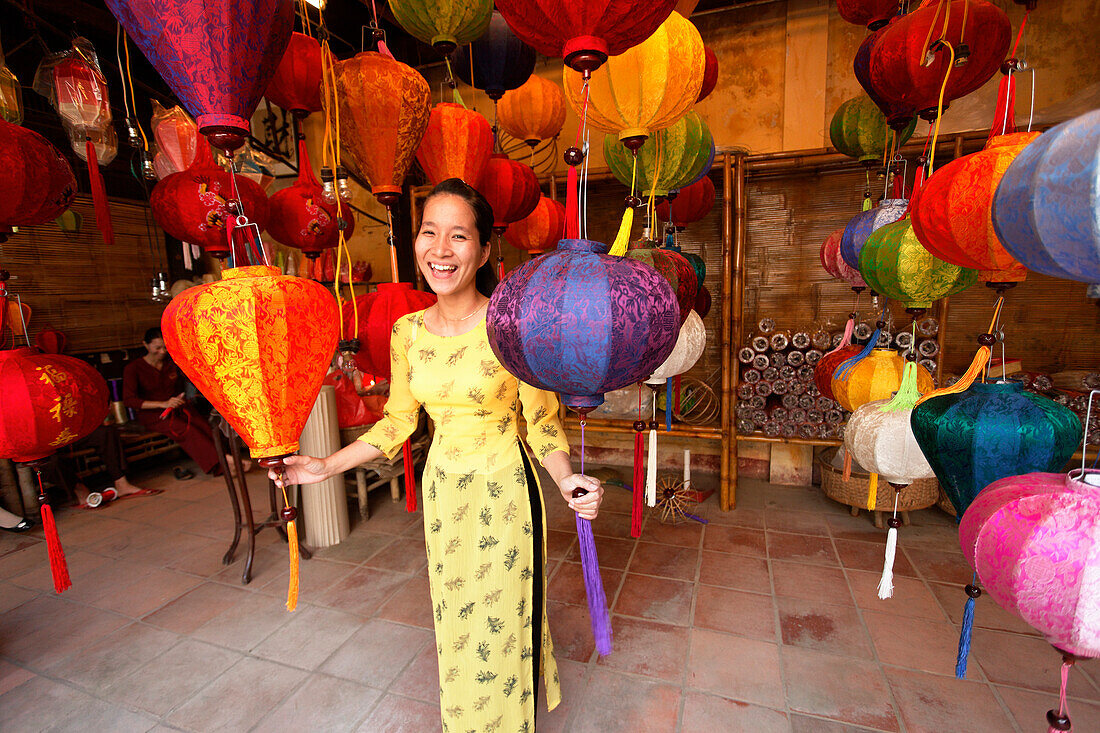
[105,0,294,152]
[488,238,679,414]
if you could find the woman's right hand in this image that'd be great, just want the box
[270,454,328,488]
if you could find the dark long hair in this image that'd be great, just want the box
[425,178,498,297]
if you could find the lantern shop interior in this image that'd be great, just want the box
[2,0,1100,731]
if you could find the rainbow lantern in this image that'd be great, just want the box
[502,196,565,255]
[415,103,494,189]
[497,75,566,149]
[993,110,1100,284]
[389,0,493,56]
[0,348,109,593]
[859,218,979,310]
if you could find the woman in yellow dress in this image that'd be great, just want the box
[272,178,604,732]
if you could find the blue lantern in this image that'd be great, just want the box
[840,198,908,270]
[454,12,536,101]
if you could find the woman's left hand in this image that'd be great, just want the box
[558,474,604,520]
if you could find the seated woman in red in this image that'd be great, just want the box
[123,327,240,475]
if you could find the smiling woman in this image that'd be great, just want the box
[269,178,605,731]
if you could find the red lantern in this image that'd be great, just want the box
[267,138,353,258]
[478,154,541,234]
[35,326,66,354]
[151,139,270,259]
[342,282,437,381]
[837,0,898,30]
[814,344,862,402]
[415,103,493,188]
[656,176,715,230]
[694,284,711,318]
[0,119,76,239]
[494,0,679,72]
[855,0,1011,128]
[697,45,718,103]
[265,32,324,117]
[502,195,565,254]
[625,238,698,326]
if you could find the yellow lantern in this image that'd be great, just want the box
[832,348,934,413]
[498,74,566,148]
[563,11,704,150]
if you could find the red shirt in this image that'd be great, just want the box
[122,357,184,411]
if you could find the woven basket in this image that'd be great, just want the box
[818,452,940,512]
[936,486,957,517]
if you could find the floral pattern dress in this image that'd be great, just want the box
[360,310,568,733]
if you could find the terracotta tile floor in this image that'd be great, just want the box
[2,462,1099,732]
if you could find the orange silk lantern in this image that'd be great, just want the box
[832,348,933,412]
[503,195,565,254]
[335,52,431,208]
[911,133,1037,285]
[414,103,493,188]
[265,32,324,117]
[478,154,541,234]
[498,74,566,148]
[162,266,339,460]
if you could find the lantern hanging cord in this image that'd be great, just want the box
[919,0,948,67]
[926,41,956,172]
[114,24,131,120]
[120,33,149,152]
[296,0,314,38]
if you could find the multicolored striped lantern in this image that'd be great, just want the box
[487,238,678,413]
[604,112,713,197]
[840,197,908,269]
[266,138,352,258]
[911,133,1036,284]
[478,154,540,234]
[820,227,866,291]
[502,195,565,255]
[837,0,899,30]
[494,0,678,72]
[993,110,1100,284]
[961,469,1100,658]
[830,94,915,165]
[388,0,493,55]
[854,0,1010,127]
[342,282,437,381]
[832,348,933,412]
[497,75,566,148]
[335,52,431,208]
[625,238,698,326]
[814,343,862,402]
[859,218,979,309]
[911,381,1082,519]
[564,11,704,149]
[0,118,76,239]
[655,176,715,230]
[105,0,294,152]
[454,11,535,100]
[265,31,324,117]
[415,103,493,189]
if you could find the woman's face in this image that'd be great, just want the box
[145,337,168,362]
[415,193,489,297]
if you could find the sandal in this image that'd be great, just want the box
[173,467,195,481]
[0,518,34,533]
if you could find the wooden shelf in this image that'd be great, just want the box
[572,417,723,440]
[737,434,842,448]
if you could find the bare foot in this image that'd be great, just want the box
[114,477,145,498]
[73,482,92,506]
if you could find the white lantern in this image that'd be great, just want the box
[647,310,706,384]
[844,398,934,485]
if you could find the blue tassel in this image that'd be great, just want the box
[835,325,882,381]
[665,378,673,432]
[955,581,980,679]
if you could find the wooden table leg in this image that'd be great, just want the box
[356,468,369,519]
[390,476,400,502]
[210,416,243,567]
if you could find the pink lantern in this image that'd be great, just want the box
[820,227,867,291]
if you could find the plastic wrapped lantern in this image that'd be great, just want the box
[859,218,979,310]
[830,94,915,165]
[820,226,867,291]
[0,40,23,124]
[415,103,494,189]
[0,348,109,593]
[335,52,431,209]
[993,110,1100,284]
[478,154,541,235]
[604,111,713,198]
[503,195,566,255]
[498,75,566,149]
[840,197,908,270]
[267,138,353,259]
[389,0,493,56]
[150,101,199,179]
[455,12,536,100]
[341,282,437,381]
[105,0,294,153]
[265,31,324,117]
[0,119,77,241]
[150,139,270,259]
[625,238,699,326]
[565,12,704,151]
[656,176,715,231]
[854,0,1010,127]
[911,133,1037,286]
[832,348,933,412]
[837,0,899,30]
[494,0,679,73]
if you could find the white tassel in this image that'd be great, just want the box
[645,428,657,507]
[878,525,897,599]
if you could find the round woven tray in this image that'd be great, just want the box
[818,455,940,512]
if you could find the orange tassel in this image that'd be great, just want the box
[285,519,300,612]
[404,439,416,512]
[843,449,853,481]
[39,500,72,594]
[916,346,991,406]
[867,472,879,511]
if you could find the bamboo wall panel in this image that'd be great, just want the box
[2,195,167,352]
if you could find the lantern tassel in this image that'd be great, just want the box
[834,323,882,382]
[956,577,979,679]
[878,488,901,600]
[36,470,71,593]
[565,164,579,239]
[575,512,612,656]
[285,518,300,611]
[631,428,644,538]
[403,438,417,512]
[608,206,634,257]
[674,375,682,414]
[824,316,855,357]
[916,346,991,407]
[1047,660,1074,733]
[665,378,673,432]
[86,139,115,246]
[646,426,657,507]
[843,448,852,481]
[988,72,1017,144]
[866,472,878,511]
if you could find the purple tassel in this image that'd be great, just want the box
[575,512,612,656]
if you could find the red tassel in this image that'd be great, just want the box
[565,164,578,239]
[39,500,72,593]
[85,139,114,246]
[674,375,682,414]
[988,73,1017,144]
[631,429,644,538]
[403,439,416,512]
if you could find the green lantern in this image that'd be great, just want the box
[830,95,916,165]
[389,0,493,55]
[859,218,978,309]
[604,111,713,197]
